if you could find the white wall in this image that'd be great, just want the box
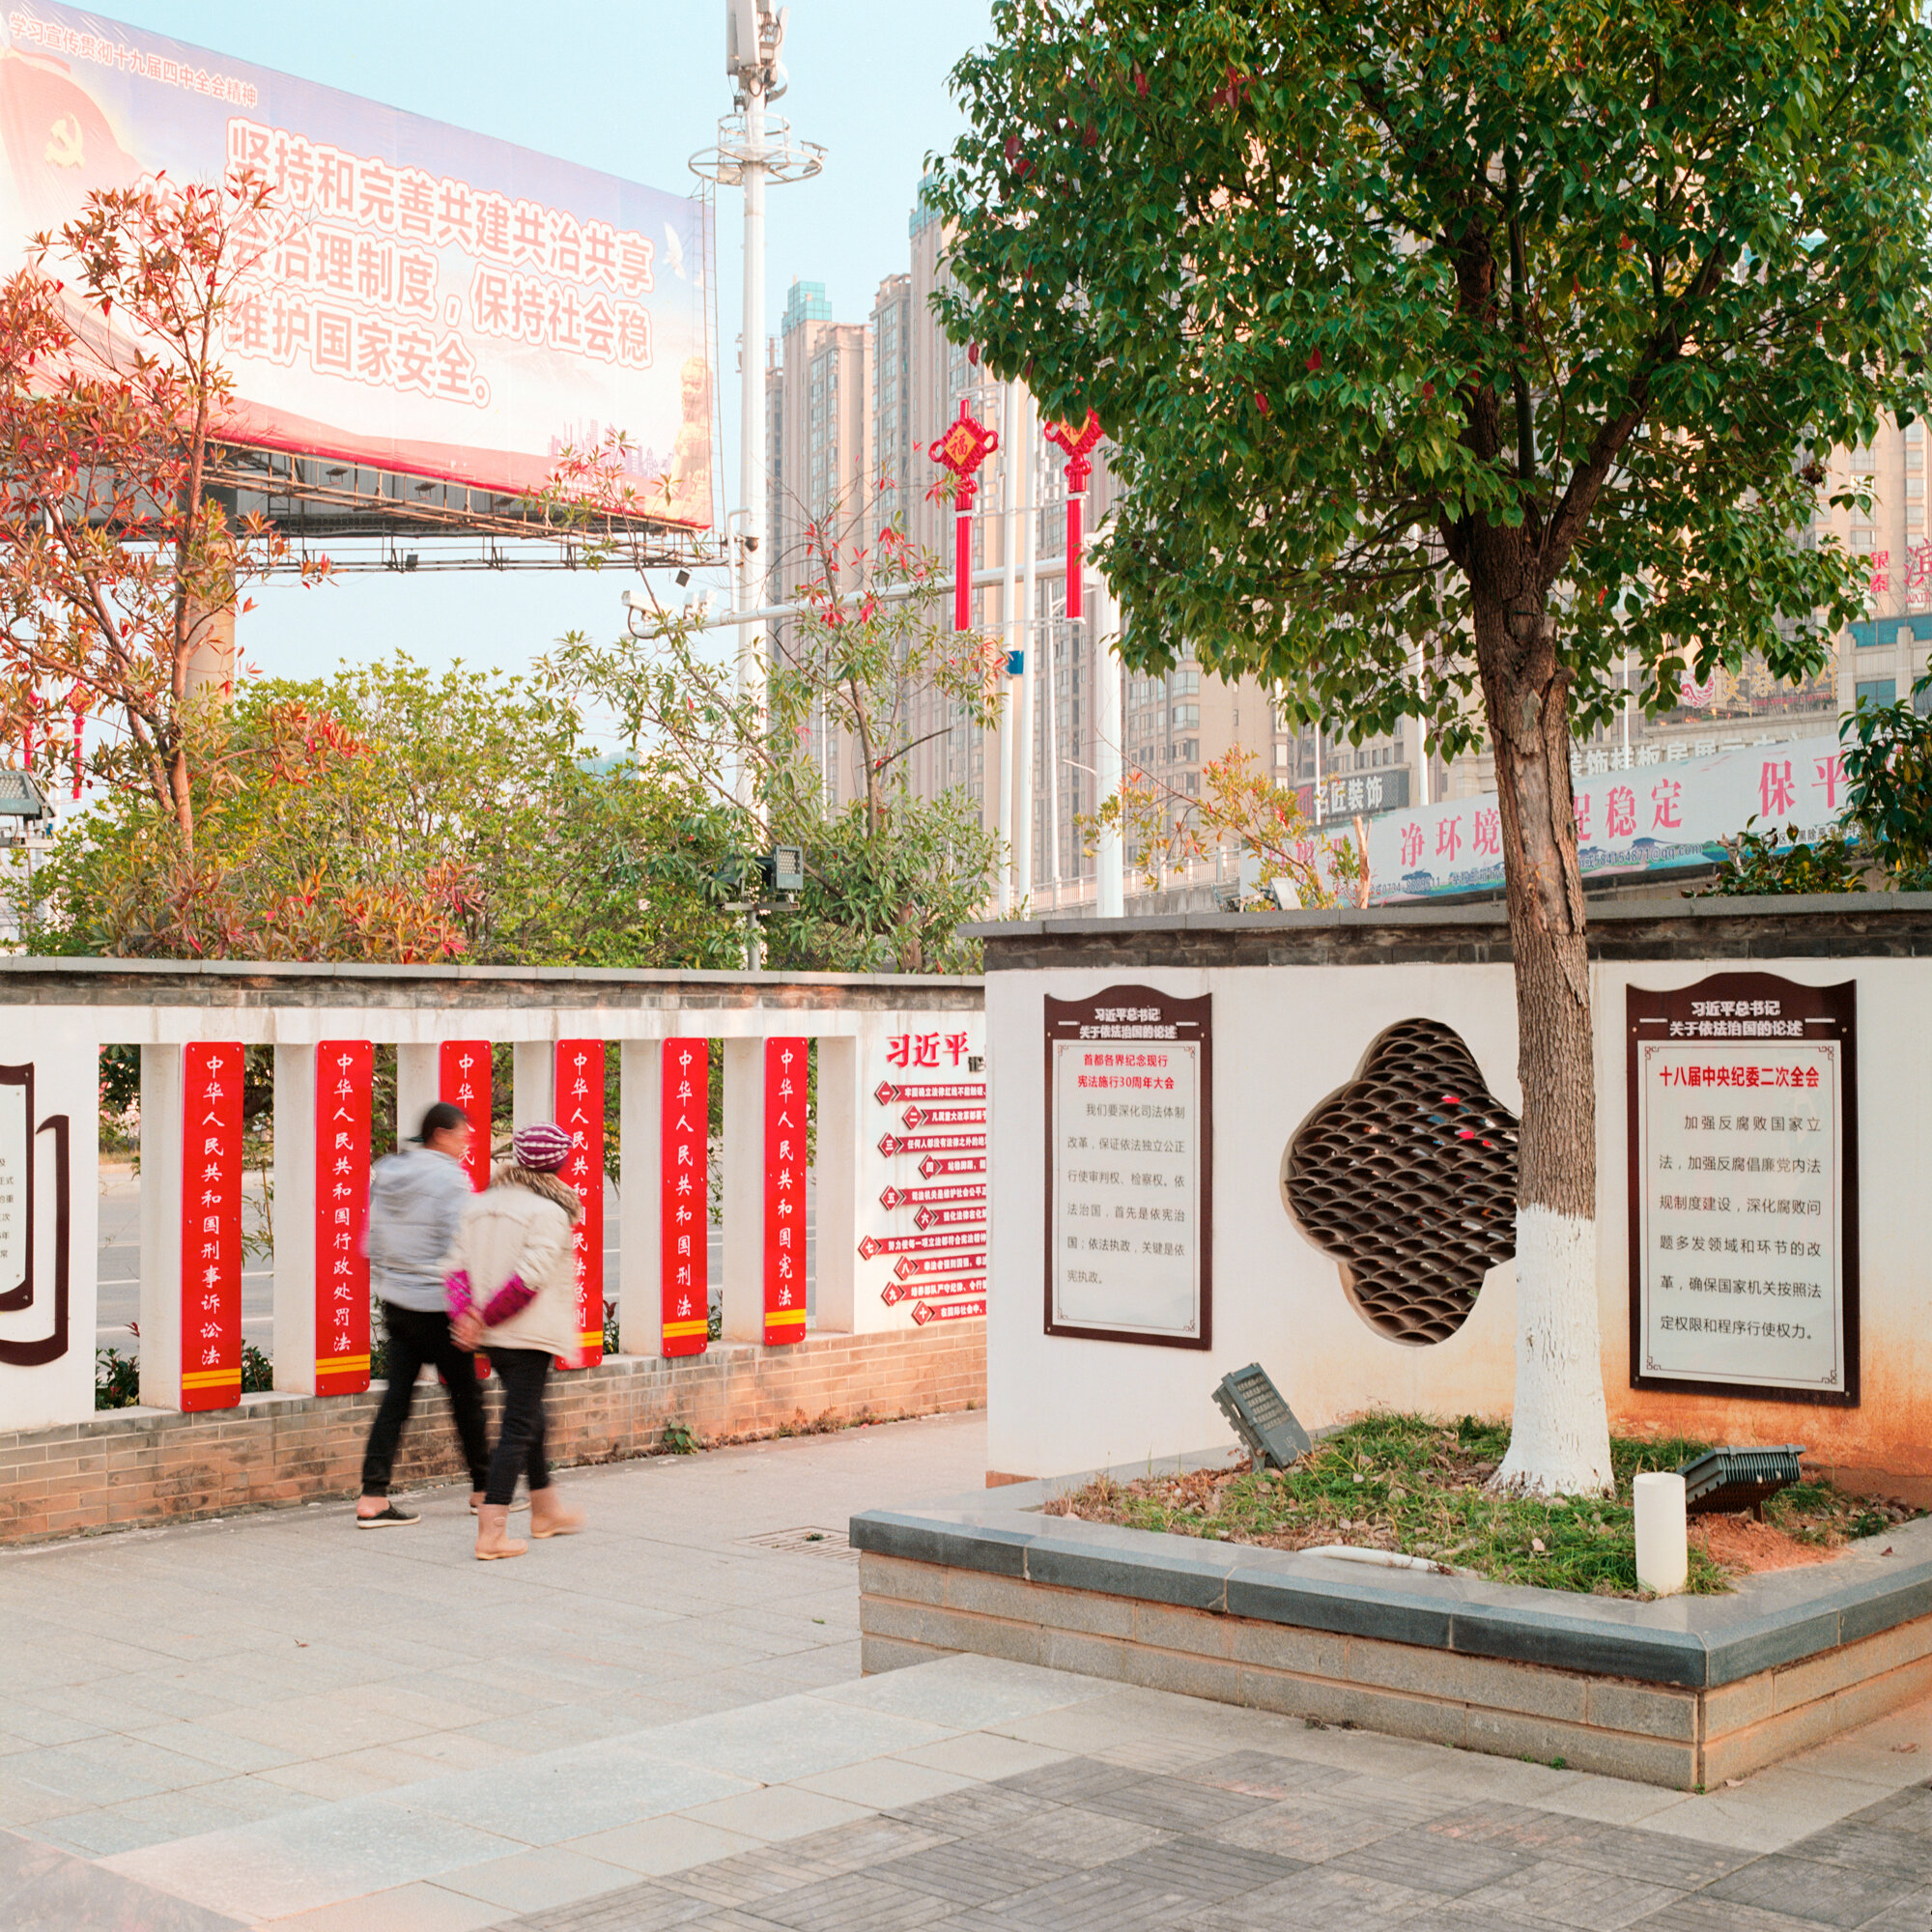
[986,955,1930,1484]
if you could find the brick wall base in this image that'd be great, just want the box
[0,1322,983,1546]
[859,1546,1932,1791]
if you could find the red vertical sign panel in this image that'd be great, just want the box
[181,1042,242,1411]
[661,1038,708,1356]
[556,1039,604,1367]
[439,1039,491,1190]
[763,1037,808,1347]
[315,1040,373,1395]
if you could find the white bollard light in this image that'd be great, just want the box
[1634,1471,1689,1596]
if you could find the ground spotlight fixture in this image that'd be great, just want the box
[1212,1364,1311,1471]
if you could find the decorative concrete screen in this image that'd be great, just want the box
[975,900,1931,1494]
[0,962,981,1435]
[1285,1017,1519,1345]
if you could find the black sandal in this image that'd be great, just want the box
[355,1503,420,1528]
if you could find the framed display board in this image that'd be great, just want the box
[1627,973,1859,1406]
[1043,983,1211,1349]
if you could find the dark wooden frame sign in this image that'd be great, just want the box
[1627,973,1859,1406]
[1043,983,1212,1349]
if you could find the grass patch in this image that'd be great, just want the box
[1051,1413,1920,1598]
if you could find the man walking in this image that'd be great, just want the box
[355,1101,493,1526]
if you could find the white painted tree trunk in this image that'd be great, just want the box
[1492,1206,1613,1496]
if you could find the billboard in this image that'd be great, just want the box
[1367,734,1848,904]
[0,6,714,524]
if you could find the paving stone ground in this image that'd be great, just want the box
[0,1410,1926,1929]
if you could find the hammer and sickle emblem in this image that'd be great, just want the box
[44,116,83,169]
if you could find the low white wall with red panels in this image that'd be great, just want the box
[0,963,982,1433]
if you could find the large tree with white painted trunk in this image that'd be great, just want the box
[928,0,1932,1492]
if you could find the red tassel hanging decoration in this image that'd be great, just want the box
[928,400,1000,632]
[1044,410,1103,620]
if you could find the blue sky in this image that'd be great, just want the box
[96,1,993,713]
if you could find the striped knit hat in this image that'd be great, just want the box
[512,1122,573,1173]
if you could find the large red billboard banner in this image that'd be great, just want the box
[0,7,714,520]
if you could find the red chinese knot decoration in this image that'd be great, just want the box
[1043,410,1102,619]
[929,400,999,631]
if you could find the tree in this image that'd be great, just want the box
[548,517,1005,973]
[0,173,327,844]
[36,654,748,968]
[929,0,1932,1491]
[1086,743,1366,905]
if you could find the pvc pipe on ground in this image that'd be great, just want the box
[1634,1470,1689,1595]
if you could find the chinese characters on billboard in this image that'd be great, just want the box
[0,6,713,516]
[1369,734,1848,903]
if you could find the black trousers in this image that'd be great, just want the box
[360,1303,491,1497]
[484,1348,554,1507]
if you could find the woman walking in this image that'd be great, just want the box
[445,1122,587,1560]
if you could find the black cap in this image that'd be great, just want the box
[414,1100,470,1144]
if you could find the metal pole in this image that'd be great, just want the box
[1014,386,1038,909]
[736,78,766,816]
[996,381,1019,915]
[1093,566,1124,918]
[1044,603,1062,912]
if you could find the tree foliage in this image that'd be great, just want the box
[928,1,1930,738]
[1083,744,1364,904]
[0,173,327,844]
[548,520,1004,973]
[35,654,747,966]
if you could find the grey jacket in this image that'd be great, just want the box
[363,1145,474,1313]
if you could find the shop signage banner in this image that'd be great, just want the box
[314,1039,371,1395]
[0,6,714,517]
[181,1042,242,1410]
[660,1037,708,1357]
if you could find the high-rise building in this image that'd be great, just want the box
[869,272,913,550]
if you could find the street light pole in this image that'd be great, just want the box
[693,2,823,817]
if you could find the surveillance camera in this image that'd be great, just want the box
[743,534,760,554]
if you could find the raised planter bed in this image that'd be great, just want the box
[852,1452,1932,1790]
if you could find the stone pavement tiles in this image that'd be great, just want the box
[1,1408,1927,1927]
[0,1410,980,1862]
[65,1651,1932,1928]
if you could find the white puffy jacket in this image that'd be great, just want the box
[445,1167,584,1362]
